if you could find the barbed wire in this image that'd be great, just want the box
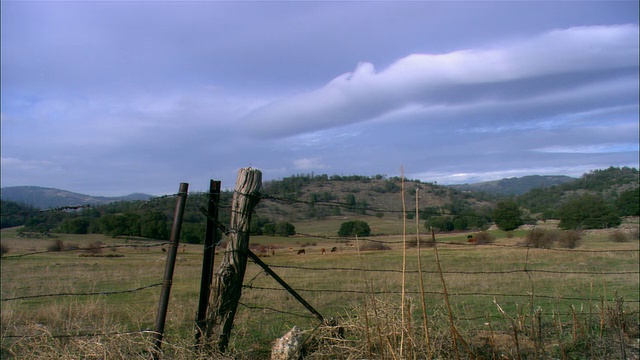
[238,301,316,319]
[291,232,640,253]
[0,204,93,218]
[1,241,171,259]
[242,285,640,303]
[1,329,157,339]
[1,282,163,302]
[264,263,639,276]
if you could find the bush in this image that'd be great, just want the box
[404,236,436,248]
[525,229,581,248]
[338,220,371,237]
[610,230,628,243]
[85,241,103,254]
[525,229,556,248]
[475,231,496,244]
[1,243,8,257]
[557,230,582,249]
[359,241,391,251]
[48,239,65,252]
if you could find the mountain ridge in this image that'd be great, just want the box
[450,175,577,195]
[0,186,153,209]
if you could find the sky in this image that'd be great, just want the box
[1,1,639,196]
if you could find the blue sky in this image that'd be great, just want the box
[1,1,638,196]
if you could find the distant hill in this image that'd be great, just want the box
[451,175,577,195]
[0,186,153,209]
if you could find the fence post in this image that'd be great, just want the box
[205,168,261,352]
[195,180,221,346]
[152,182,189,358]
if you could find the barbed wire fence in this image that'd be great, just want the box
[1,188,638,355]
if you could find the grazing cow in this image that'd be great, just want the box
[270,246,275,256]
[161,247,167,252]
[297,249,305,255]
[331,247,338,252]
[321,248,326,255]
[467,235,477,244]
[288,247,293,252]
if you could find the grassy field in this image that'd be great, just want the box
[1,218,638,359]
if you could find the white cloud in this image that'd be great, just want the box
[534,143,640,154]
[293,157,328,170]
[243,24,638,138]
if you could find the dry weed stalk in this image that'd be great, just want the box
[399,168,407,357]
[415,189,432,359]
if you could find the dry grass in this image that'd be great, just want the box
[1,221,638,359]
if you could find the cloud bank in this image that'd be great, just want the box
[243,25,638,138]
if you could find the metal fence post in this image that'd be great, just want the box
[152,182,188,358]
[195,180,221,346]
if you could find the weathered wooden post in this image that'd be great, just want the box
[205,168,261,352]
[152,182,189,359]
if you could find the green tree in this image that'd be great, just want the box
[345,194,357,212]
[99,213,140,237]
[338,220,371,237]
[615,188,640,216]
[59,217,91,234]
[558,194,621,229]
[492,200,523,231]
[275,221,296,237]
[140,211,169,240]
[262,223,276,236]
[424,216,454,232]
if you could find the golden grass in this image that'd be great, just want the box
[1,223,639,359]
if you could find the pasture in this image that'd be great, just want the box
[1,218,638,359]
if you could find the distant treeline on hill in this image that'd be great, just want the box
[1,167,637,241]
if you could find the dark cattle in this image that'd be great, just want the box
[297,249,305,255]
[331,247,338,252]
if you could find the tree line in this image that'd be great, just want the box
[1,167,637,239]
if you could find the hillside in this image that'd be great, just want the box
[2,167,637,235]
[0,186,152,209]
[451,175,576,195]
[516,166,639,215]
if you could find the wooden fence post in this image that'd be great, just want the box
[152,182,189,359]
[195,180,221,346]
[205,168,261,352]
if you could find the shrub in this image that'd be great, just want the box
[48,239,65,252]
[85,241,103,254]
[404,236,436,248]
[359,241,391,251]
[609,230,628,243]
[557,230,582,249]
[525,229,556,248]
[338,220,371,237]
[475,231,496,244]
[1,243,8,257]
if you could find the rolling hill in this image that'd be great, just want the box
[451,175,576,195]
[0,186,152,209]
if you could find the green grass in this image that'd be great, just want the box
[1,222,639,359]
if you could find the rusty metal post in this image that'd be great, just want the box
[152,182,188,358]
[195,180,221,345]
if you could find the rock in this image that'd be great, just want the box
[271,325,303,360]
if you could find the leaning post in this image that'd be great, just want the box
[152,182,189,359]
[205,168,262,352]
[195,180,221,346]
